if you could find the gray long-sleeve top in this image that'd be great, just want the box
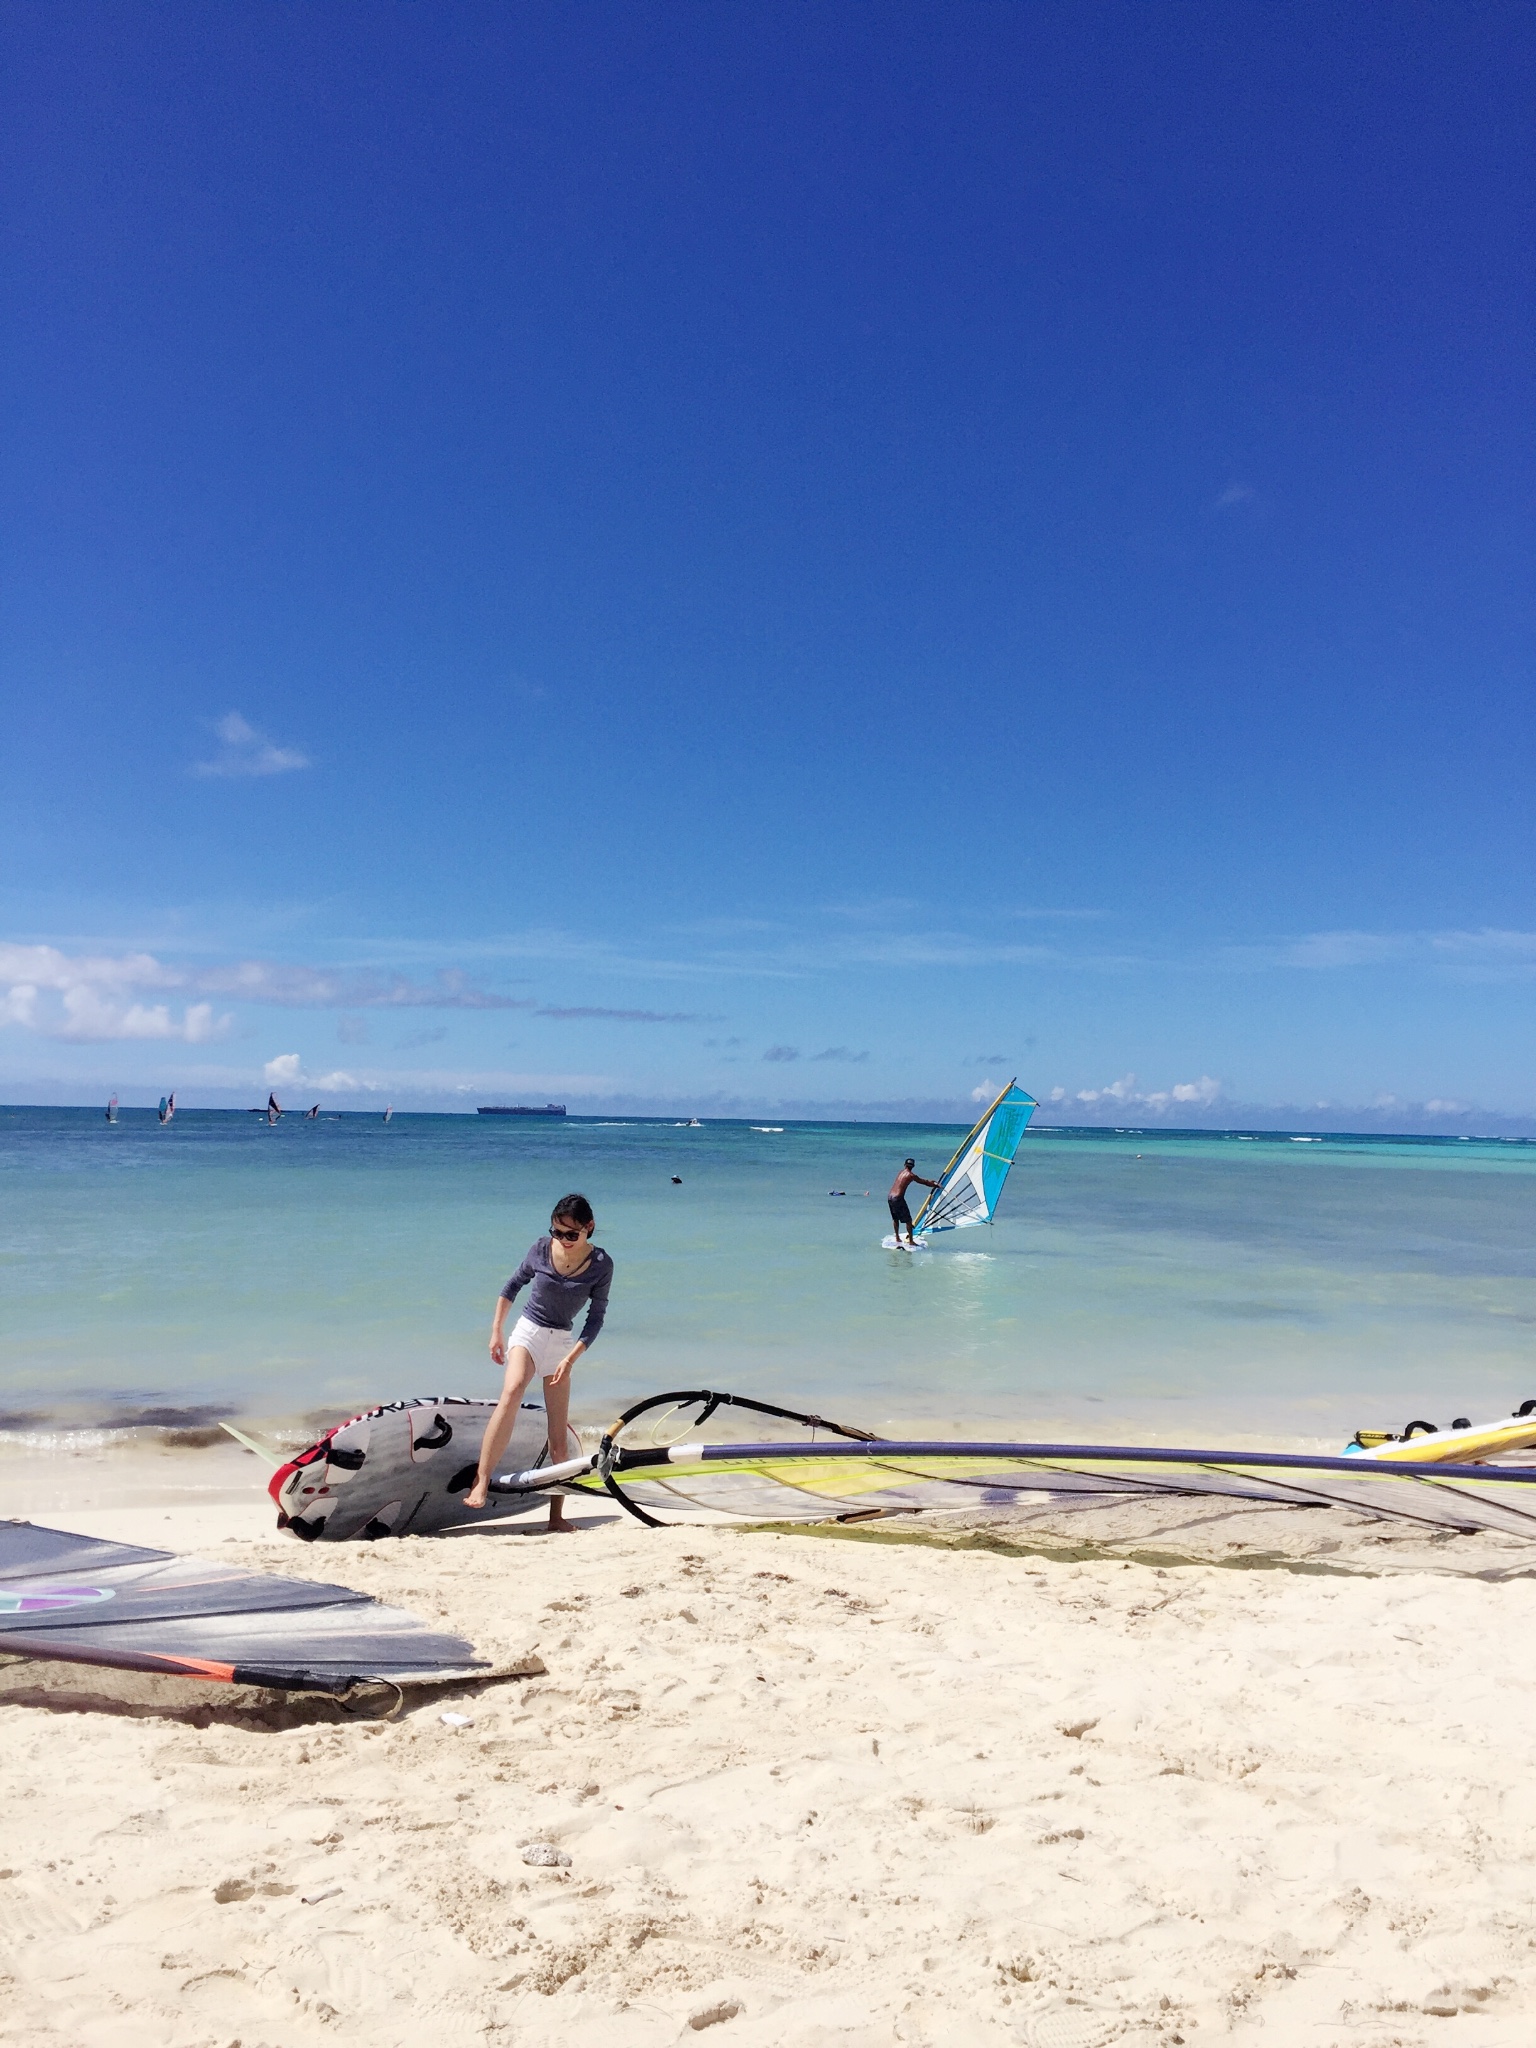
[499,1236,613,1347]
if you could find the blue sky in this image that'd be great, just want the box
[2,2,1532,1124]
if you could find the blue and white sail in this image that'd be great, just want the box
[913,1080,1037,1234]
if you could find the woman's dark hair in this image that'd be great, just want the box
[551,1192,594,1229]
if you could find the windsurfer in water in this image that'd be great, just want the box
[466,1193,613,1531]
[887,1156,939,1248]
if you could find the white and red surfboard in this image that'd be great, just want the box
[266,1397,581,1542]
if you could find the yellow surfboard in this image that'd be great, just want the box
[1347,1405,1536,1464]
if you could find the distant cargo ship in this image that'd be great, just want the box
[476,1103,567,1117]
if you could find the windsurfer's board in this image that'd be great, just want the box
[270,1397,581,1541]
[1347,1407,1536,1464]
[881,1234,929,1251]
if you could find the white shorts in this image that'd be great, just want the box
[508,1316,576,1377]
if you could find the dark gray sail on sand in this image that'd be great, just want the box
[0,1522,487,1693]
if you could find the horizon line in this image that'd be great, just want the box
[3,1101,1534,1144]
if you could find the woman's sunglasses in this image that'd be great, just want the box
[551,1225,586,1242]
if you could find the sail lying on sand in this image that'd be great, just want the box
[0,1522,486,1691]
[912,1080,1037,1234]
[547,1390,1536,1540]
[265,1384,1536,1547]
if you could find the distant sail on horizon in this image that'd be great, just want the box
[157,1093,175,1125]
[105,1094,118,1124]
[911,1080,1037,1234]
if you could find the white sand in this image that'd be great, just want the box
[4,1450,1536,2046]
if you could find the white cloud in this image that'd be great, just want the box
[1049,1073,1224,1116]
[262,1052,363,1094]
[1231,928,1536,979]
[1172,1076,1221,1104]
[534,1005,708,1023]
[0,940,529,1042]
[0,943,177,993]
[61,990,223,1043]
[192,711,310,779]
[1074,1073,1139,1106]
[198,961,528,1009]
[1430,930,1536,975]
[0,944,230,1043]
[1272,931,1414,969]
[1003,908,1108,923]
[842,934,1060,969]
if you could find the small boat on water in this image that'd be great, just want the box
[476,1103,566,1117]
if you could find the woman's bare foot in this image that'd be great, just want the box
[546,1501,575,1533]
[464,1482,490,1509]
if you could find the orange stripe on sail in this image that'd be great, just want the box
[159,1656,237,1683]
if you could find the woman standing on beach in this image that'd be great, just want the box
[465,1193,613,1532]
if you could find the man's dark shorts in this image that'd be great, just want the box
[888,1195,912,1226]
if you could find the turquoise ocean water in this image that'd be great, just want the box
[3,1107,1536,1447]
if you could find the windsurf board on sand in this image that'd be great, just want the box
[250,1397,582,1541]
[1347,1402,1536,1464]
